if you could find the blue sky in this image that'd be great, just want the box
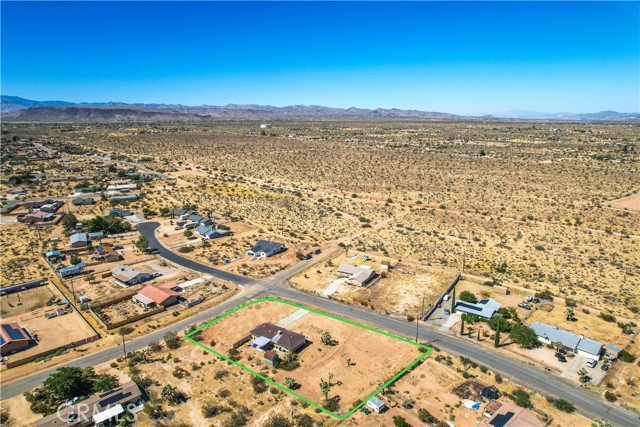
[2,1,639,114]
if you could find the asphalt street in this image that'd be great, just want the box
[2,222,638,426]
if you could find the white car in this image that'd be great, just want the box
[586,359,597,368]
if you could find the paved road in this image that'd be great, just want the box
[3,222,638,426]
[135,222,257,285]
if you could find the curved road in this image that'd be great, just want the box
[2,222,638,426]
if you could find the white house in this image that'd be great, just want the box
[337,264,377,287]
[247,240,284,258]
[531,322,603,358]
[366,397,386,413]
[454,298,501,319]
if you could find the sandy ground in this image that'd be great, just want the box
[1,285,56,318]
[198,300,423,413]
[606,191,640,212]
[1,307,96,365]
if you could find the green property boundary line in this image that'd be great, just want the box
[184,297,433,421]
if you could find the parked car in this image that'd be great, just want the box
[518,303,532,310]
[531,298,540,304]
[586,359,598,368]
[174,225,183,230]
[444,308,451,315]
[313,249,321,255]
[149,248,161,254]
[443,293,450,301]
[601,363,610,371]
[555,352,567,362]
[303,253,312,260]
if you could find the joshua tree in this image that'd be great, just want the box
[320,378,331,400]
[285,377,296,389]
[321,331,333,346]
[564,308,577,321]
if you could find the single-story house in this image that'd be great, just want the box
[107,183,138,192]
[111,265,154,287]
[186,214,205,223]
[606,344,621,360]
[366,397,386,413]
[59,262,87,278]
[72,197,95,206]
[195,225,229,240]
[109,208,133,217]
[263,350,280,366]
[91,246,121,263]
[530,322,603,358]
[134,285,179,308]
[337,264,377,287]
[479,402,545,427]
[170,208,195,218]
[44,250,62,260]
[88,231,105,240]
[23,199,55,209]
[0,323,32,355]
[247,240,285,259]
[34,381,143,427]
[40,201,64,213]
[455,298,502,319]
[70,233,89,248]
[109,194,138,202]
[250,323,307,353]
[199,218,214,227]
[20,211,54,224]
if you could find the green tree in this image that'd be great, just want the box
[591,419,613,427]
[161,384,186,405]
[183,229,193,238]
[451,287,456,313]
[393,415,411,427]
[417,408,437,423]
[512,389,532,408]
[321,331,333,345]
[61,213,77,230]
[42,367,93,401]
[577,368,591,384]
[164,331,180,349]
[320,378,331,400]
[264,414,289,427]
[284,377,296,389]
[509,324,538,349]
[460,314,466,336]
[135,235,149,251]
[69,254,82,265]
[564,308,577,321]
[459,290,477,303]
[552,341,564,352]
[296,414,314,427]
[494,317,501,347]
[92,374,119,393]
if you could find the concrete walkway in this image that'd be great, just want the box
[321,278,347,297]
[277,308,309,328]
[441,312,462,332]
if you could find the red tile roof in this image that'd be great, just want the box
[137,285,179,305]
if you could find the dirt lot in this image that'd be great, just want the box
[197,299,423,414]
[1,305,96,366]
[1,285,55,317]
[290,250,452,317]
[606,190,640,212]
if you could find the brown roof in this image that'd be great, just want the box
[481,402,545,427]
[264,350,279,361]
[0,323,30,345]
[250,323,307,352]
[138,285,179,305]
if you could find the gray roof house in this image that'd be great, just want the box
[531,322,603,358]
[454,298,501,319]
[337,264,377,287]
[111,265,154,287]
[247,240,284,258]
[70,233,89,248]
[250,323,307,353]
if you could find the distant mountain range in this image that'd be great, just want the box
[1,95,638,122]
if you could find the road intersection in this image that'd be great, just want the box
[1,222,637,426]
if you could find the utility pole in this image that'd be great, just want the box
[122,333,127,361]
[290,407,295,427]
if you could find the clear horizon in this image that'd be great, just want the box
[2,2,639,115]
